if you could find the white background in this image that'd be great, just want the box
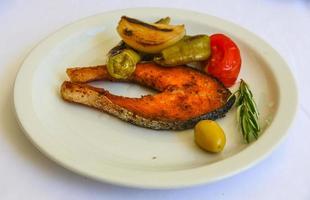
[0,0,310,199]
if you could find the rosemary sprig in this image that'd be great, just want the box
[229,79,260,143]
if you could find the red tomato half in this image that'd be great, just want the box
[205,34,241,87]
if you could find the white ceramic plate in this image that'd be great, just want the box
[14,8,297,189]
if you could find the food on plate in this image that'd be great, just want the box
[109,17,172,57]
[107,49,141,79]
[204,34,241,87]
[194,120,226,153]
[107,17,172,79]
[61,63,235,130]
[117,16,185,53]
[229,79,260,143]
[154,35,211,66]
[60,16,260,150]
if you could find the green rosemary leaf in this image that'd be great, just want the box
[236,92,243,106]
[244,94,259,118]
[248,115,259,133]
[231,79,260,143]
[227,91,238,103]
[236,106,241,126]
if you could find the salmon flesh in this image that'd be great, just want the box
[61,63,235,130]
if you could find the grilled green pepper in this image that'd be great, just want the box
[154,35,211,66]
[154,17,171,25]
[108,41,127,56]
[107,49,141,79]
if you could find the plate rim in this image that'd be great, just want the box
[13,7,298,189]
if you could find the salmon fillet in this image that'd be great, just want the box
[61,63,235,130]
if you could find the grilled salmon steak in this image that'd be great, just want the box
[61,63,235,130]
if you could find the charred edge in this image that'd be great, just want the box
[122,16,173,32]
[149,93,235,130]
[177,94,236,130]
[123,28,133,36]
[135,40,165,47]
[185,34,206,42]
[108,41,127,56]
[124,94,236,131]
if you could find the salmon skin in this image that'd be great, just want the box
[61,63,235,130]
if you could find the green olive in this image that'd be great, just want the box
[194,120,226,153]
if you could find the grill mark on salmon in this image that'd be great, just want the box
[61,63,235,130]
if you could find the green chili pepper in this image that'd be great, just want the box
[154,17,171,25]
[154,35,211,66]
[107,49,141,79]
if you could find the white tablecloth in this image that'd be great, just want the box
[1,1,309,199]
